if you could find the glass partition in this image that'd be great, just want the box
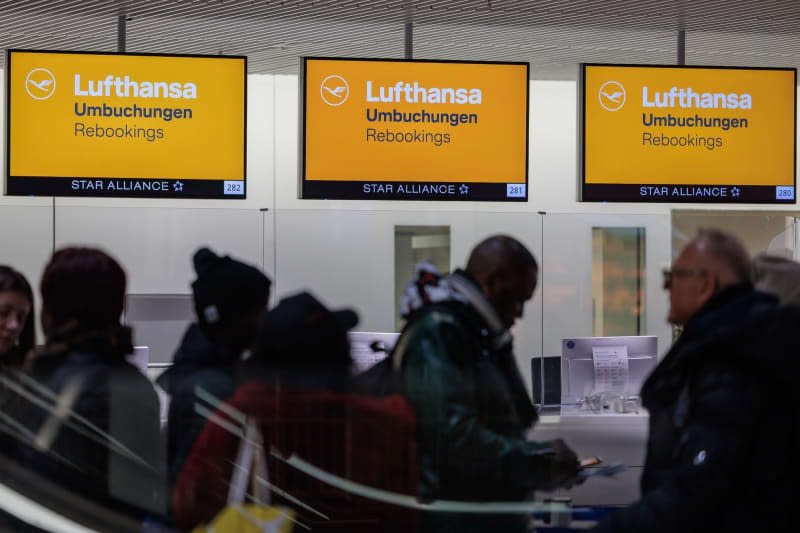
[4,206,800,529]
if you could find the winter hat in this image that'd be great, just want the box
[191,247,271,325]
[255,291,358,367]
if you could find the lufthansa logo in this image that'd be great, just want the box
[25,68,56,100]
[320,75,349,106]
[598,80,625,111]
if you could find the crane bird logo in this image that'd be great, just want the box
[598,81,626,111]
[320,75,350,106]
[25,68,57,100]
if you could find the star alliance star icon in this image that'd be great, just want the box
[459,184,469,195]
[731,187,740,198]
[173,181,184,192]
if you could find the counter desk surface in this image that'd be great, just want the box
[529,410,649,506]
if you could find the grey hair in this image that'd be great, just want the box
[696,228,752,285]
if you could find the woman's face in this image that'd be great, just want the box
[0,291,31,355]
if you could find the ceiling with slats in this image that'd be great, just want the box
[0,1,799,79]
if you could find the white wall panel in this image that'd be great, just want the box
[54,206,264,293]
[0,204,53,278]
[0,203,54,341]
[274,209,545,394]
[274,209,478,331]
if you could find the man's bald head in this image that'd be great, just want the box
[465,235,538,328]
[667,229,752,325]
[466,235,538,279]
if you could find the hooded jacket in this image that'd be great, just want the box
[157,323,238,487]
[392,269,555,533]
[593,285,798,533]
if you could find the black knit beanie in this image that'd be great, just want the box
[191,247,271,325]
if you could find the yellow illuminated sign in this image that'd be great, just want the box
[7,51,245,186]
[303,58,528,186]
[583,65,795,191]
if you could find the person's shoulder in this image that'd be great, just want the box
[745,302,800,383]
[175,365,235,402]
[406,300,482,333]
[398,301,484,367]
[770,301,800,328]
[42,349,109,383]
[401,302,479,349]
[724,295,798,363]
[109,361,158,387]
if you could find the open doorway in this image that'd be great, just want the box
[394,225,451,332]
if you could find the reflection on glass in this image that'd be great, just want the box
[394,226,451,331]
[592,227,646,336]
[671,210,798,260]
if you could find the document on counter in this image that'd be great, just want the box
[592,345,629,392]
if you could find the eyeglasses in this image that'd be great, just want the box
[662,267,708,288]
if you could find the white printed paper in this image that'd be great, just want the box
[592,345,629,392]
[348,332,399,373]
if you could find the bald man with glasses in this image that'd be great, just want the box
[593,229,796,533]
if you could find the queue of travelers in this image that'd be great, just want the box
[0,230,796,532]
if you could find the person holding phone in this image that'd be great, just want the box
[390,236,580,533]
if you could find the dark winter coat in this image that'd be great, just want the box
[594,285,798,533]
[156,323,238,487]
[5,324,165,516]
[393,270,555,533]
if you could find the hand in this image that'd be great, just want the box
[548,439,580,488]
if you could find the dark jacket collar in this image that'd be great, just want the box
[33,321,133,365]
[682,282,763,336]
[450,270,538,427]
[156,323,237,394]
[643,284,779,403]
[450,269,513,349]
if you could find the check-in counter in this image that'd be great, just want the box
[529,411,649,506]
[527,337,657,506]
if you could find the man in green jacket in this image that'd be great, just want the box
[393,235,579,533]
